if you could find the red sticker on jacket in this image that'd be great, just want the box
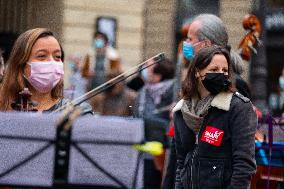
[201,126,224,146]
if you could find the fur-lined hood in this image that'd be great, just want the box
[172,92,233,112]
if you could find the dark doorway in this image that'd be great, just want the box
[0,32,18,62]
[266,29,284,116]
[267,47,284,91]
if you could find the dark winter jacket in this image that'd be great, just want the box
[133,81,174,144]
[162,138,177,189]
[174,92,257,189]
[235,75,251,99]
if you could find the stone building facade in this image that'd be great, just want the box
[61,0,146,70]
[0,0,252,71]
[5,0,276,108]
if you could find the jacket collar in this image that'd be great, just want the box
[211,92,233,111]
[172,99,184,112]
[172,92,233,112]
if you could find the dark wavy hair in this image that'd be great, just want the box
[182,45,234,99]
[153,58,175,81]
[94,31,108,44]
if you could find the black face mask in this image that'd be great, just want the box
[201,73,230,95]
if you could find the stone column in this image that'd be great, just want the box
[143,0,177,60]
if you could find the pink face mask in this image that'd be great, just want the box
[26,61,64,93]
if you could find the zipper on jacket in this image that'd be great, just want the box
[190,131,201,188]
[190,132,201,189]
[190,145,198,189]
[189,109,210,189]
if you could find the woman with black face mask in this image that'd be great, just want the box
[173,45,257,189]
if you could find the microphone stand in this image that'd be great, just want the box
[53,106,82,187]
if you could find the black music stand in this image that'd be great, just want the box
[0,112,144,189]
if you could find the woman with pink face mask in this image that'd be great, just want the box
[0,28,92,114]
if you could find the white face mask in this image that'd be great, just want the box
[25,61,64,93]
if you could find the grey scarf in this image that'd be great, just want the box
[138,79,174,117]
[181,95,214,133]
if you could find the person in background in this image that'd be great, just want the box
[230,50,251,99]
[174,46,257,189]
[175,23,191,91]
[182,14,229,62]
[126,71,145,92]
[267,67,284,117]
[133,58,175,189]
[279,67,284,92]
[86,31,120,90]
[279,67,284,113]
[134,58,176,120]
[90,70,137,116]
[230,50,265,137]
[163,13,230,189]
[67,53,93,99]
[162,23,191,189]
[0,28,92,114]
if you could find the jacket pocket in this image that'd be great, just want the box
[198,158,224,189]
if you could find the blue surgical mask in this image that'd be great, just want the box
[69,61,78,73]
[183,41,194,60]
[94,38,105,49]
[279,76,284,89]
[141,69,148,81]
[69,62,76,72]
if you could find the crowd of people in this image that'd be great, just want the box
[0,13,280,189]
